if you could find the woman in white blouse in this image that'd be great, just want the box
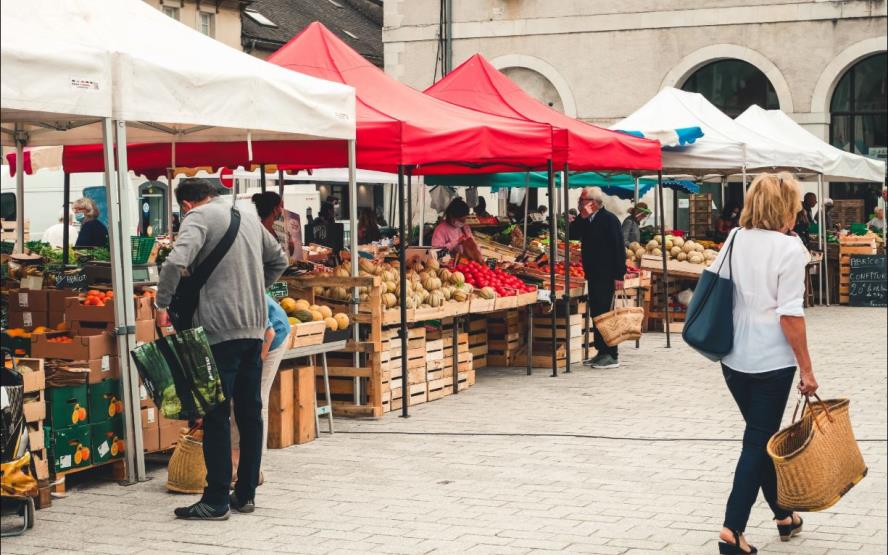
[713,173,819,555]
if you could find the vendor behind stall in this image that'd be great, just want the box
[432,198,483,262]
[474,197,490,218]
[73,197,109,248]
[621,202,650,246]
[868,207,885,233]
[305,201,344,263]
[357,207,381,244]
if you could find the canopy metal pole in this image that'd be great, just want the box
[406,169,413,245]
[821,175,831,306]
[105,119,145,482]
[260,164,267,193]
[278,169,285,197]
[62,172,71,265]
[562,164,571,373]
[547,160,558,377]
[633,176,640,206]
[168,141,176,237]
[523,172,530,250]
[672,188,679,231]
[14,127,24,253]
[720,176,727,212]
[397,165,410,417]
[658,171,671,348]
[347,140,361,405]
[817,175,824,305]
[419,178,425,246]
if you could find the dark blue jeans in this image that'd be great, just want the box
[722,364,795,532]
[202,339,263,506]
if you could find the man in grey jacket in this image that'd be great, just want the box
[155,179,287,520]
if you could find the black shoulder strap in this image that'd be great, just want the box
[189,207,241,289]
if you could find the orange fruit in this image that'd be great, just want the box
[108,403,117,417]
[79,407,87,421]
[74,450,82,465]
[110,442,119,457]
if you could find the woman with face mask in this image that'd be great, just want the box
[73,197,109,248]
[431,197,483,262]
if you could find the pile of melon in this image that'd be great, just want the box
[319,257,475,310]
[626,235,719,266]
[279,297,350,331]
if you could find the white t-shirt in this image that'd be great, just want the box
[709,227,808,373]
[41,224,79,248]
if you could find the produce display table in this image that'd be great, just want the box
[281,340,346,435]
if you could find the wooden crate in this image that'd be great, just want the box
[688,194,713,240]
[289,321,326,348]
[839,234,879,304]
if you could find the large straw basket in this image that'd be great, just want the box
[166,429,207,494]
[592,293,644,347]
[767,395,867,512]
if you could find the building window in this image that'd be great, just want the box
[162,5,179,20]
[198,11,215,37]
[829,52,887,216]
[681,59,779,117]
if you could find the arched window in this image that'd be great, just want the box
[829,53,887,219]
[681,59,779,117]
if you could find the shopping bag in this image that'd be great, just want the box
[592,291,645,347]
[130,327,225,420]
[682,231,737,361]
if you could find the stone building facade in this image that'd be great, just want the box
[383,0,886,158]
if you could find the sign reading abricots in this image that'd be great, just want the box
[849,255,887,307]
[50,269,88,291]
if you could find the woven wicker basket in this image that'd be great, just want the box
[592,306,645,347]
[166,429,207,494]
[767,396,867,512]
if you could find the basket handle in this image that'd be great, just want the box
[791,392,834,434]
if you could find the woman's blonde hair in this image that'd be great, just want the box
[739,172,801,231]
[73,197,99,219]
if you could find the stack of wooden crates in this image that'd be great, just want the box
[688,194,713,240]
[20,358,51,508]
[838,234,879,304]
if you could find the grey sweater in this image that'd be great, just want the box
[156,197,288,345]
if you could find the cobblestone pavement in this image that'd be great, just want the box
[3,307,885,554]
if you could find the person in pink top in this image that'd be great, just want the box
[431,198,483,262]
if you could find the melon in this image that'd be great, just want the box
[318,305,333,319]
[323,317,338,331]
[293,309,314,323]
[287,316,300,325]
[425,257,440,270]
[428,290,445,308]
[677,252,688,262]
[479,287,496,300]
[450,271,465,286]
[452,289,468,302]
[382,293,398,308]
[333,313,350,330]
[294,299,311,312]
[629,241,641,251]
[309,309,323,322]
[670,246,682,257]
[279,297,298,315]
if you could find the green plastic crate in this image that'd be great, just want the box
[131,236,156,264]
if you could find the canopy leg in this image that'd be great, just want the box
[278,169,285,197]
[62,172,71,265]
[547,160,558,377]
[347,141,361,405]
[407,169,413,245]
[562,164,571,373]
[397,165,410,418]
[658,171,671,348]
[523,172,530,250]
[14,129,24,254]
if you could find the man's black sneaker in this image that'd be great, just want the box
[592,354,620,369]
[230,492,255,514]
[583,352,605,366]
[174,501,229,520]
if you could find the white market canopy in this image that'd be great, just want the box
[736,105,885,183]
[612,87,822,175]
[0,0,356,147]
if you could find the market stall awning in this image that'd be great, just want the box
[425,172,698,199]
[1,0,356,147]
[612,88,823,175]
[736,105,885,183]
[260,22,555,174]
[424,54,661,172]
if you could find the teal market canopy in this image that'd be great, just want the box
[424,172,699,199]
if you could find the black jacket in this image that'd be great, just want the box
[569,207,626,284]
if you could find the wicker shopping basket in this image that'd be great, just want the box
[767,395,867,512]
[592,292,644,347]
[166,427,207,494]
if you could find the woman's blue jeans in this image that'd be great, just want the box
[722,364,796,532]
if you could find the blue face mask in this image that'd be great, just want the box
[74,213,86,223]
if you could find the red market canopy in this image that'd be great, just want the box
[263,22,554,174]
[424,54,661,172]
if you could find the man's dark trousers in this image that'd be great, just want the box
[588,279,617,359]
[202,338,263,506]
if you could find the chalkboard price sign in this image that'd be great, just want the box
[50,269,88,291]
[266,281,289,300]
[849,255,886,307]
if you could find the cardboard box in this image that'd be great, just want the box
[31,331,116,361]
[140,406,158,428]
[6,310,48,329]
[90,419,125,464]
[64,356,120,384]
[47,384,89,430]
[14,358,45,393]
[8,289,48,311]
[50,426,92,472]
[141,418,160,453]
[71,320,115,336]
[138,381,152,409]
[28,422,45,452]
[159,422,185,450]
[63,295,152,324]
[47,311,65,329]
[23,392,46,423]
[88,379,122,424]
[135,319,157,344]
[48,289,80,312]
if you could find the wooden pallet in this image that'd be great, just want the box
[52,458,126,494]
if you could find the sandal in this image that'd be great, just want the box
[718,530,757,554]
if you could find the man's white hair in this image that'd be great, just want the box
[580,187,605,206]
